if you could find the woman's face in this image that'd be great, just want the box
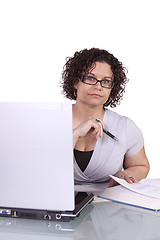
[74,61,113,107]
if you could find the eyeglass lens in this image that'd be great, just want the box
[82,75,114,88]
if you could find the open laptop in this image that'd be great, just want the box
[0,102,94,222]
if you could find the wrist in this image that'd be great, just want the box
[73,128,80,148]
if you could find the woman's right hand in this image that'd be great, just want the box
[73,118,104,148]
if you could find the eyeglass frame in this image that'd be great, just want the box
[80,75,114,89]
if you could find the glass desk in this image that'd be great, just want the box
[0,200,160,240]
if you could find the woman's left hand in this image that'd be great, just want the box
[109,171,138,187]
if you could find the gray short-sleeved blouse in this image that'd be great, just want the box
[74,109,144,183]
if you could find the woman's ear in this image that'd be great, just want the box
[74,82,78,90]
[74,89,77,98]
[73,83,78,98]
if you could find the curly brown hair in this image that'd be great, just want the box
[61,48,128,107]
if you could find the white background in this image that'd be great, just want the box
[0,0,159,178]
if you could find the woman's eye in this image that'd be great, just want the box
[87,76,95,81]
[103,80,109,84]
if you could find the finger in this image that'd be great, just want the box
[95,118,105,129]
[92,125,100,135]
[92,128,100,140]
[124,176,137,184]
[95,119,104,137]
[97,123,103,138]
[92,121,102,137]
[125,176,133,183]
[86,120,100,135]
[109,179,116,187]
[100,123,103,138]
[108,179,114,187]
[133,179,138,183]
[95,127,102,140]
[129,177,138,183]
[109,179,119,188]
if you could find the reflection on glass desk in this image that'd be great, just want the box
[1,200,160,240]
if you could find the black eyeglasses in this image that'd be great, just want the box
[80,75,114,89]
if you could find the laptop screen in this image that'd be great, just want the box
[0,102,74,211]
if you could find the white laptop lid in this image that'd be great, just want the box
[0,102,74,211]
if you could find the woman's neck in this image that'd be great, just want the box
[72,102,105,122]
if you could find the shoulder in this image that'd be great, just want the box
[104,108,139,127]
[104,108,127,125]
[104,108,143,142]
[104,109,144,157]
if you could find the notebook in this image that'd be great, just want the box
[0,102,94,222]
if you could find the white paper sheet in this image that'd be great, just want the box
[110,175,160,199]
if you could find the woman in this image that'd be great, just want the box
[61,48,150,187]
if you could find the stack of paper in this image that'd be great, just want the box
[99,175,160,211]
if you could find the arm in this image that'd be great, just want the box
[109,146,150,187]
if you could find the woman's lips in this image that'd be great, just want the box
[89,94,102,98]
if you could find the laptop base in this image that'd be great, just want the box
[0,192,94,222]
